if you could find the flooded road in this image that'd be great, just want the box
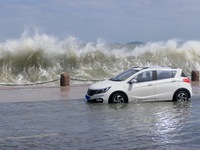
[0,83,200,149]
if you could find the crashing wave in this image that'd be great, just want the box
[0,31,200,84]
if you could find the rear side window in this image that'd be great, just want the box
[157,70,177,80]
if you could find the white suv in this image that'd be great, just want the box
[85,66,192,103]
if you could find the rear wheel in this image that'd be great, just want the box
[173,90,189,101]
[109,92,128,103]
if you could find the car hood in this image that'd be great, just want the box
[89,79,123,89]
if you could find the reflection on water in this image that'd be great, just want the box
[0,99,200,149]
[86,101,194,149]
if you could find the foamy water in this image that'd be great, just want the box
[0,31,200,85]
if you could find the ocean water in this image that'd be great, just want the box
[0,32,200,85]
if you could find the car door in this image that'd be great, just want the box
[128,71,156,101]
[155,70,179,100]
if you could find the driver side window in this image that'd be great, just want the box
[135,71,153,83]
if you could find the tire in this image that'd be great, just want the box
[173,90,189,101]
[109,92,127,103]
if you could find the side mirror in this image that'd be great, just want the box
[128,79,137,84]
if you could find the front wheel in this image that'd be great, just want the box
[173,90,189,101]
[109,92,127,103]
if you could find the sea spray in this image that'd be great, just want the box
[0,32,200,85]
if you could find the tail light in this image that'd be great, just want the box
[183,78,191,83]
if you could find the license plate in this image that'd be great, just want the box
[85,95,90,101]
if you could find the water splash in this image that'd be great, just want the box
[0,31,200,84]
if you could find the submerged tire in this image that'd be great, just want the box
[109,92,128,103]
[173,90,189,101]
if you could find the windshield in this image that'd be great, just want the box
[110,68,139,81]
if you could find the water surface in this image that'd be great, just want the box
[0,96,200,149]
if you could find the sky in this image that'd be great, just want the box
[1,0,200,43]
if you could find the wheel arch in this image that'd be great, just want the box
[108,91,129,103]
[173,88,191,101]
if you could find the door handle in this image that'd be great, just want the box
[148,83,152,86]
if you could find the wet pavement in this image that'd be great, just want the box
[0,85,89,103]
[0,82,199,103]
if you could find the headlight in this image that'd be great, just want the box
[88,87,111,96]
[97,87,111,94]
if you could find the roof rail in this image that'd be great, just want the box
[132,66,179,70]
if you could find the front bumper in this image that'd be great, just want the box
[85,94,104,103]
